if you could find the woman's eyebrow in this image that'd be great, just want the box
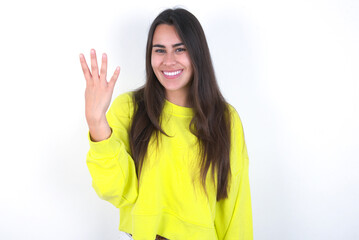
[152,43,184,48]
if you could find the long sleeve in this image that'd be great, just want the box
[86,93,138,208]
[214,107,253,240]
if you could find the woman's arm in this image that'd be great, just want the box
[86,93,138,208]
[80,49,138,208]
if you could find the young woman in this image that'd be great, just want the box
[80,8,252,240]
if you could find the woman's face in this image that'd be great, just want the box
[151,24,193,106]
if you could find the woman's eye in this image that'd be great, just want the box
[176,48,186,52]
[154,49,165,53]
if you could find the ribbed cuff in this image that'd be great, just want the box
[87,129,121,158]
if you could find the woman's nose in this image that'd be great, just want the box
[163,52,176,66]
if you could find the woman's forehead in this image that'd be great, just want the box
[152,24,183,46]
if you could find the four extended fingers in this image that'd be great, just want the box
[79,49,120,86]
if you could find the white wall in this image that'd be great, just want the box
[0,0,358,239]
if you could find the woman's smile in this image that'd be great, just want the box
[162,69,183,79]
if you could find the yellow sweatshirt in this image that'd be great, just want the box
[86,92,253,240]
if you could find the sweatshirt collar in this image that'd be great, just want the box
[163,99,194,117]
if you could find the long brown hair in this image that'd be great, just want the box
[129,8,231,201]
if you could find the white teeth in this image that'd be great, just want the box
[163,70,182,76]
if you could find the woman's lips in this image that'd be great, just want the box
[162,70,183,79]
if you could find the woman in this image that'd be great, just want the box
[80,8,252,240]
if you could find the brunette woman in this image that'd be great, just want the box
[80,8,253,240]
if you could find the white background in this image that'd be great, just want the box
[0,0,358,239]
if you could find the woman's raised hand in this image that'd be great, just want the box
[79,49,120,141]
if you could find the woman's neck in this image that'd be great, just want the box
[165,90,190,107]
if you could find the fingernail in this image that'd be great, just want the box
[102,53,106,59]
[91,49,95,55]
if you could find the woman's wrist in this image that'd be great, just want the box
[88,120,111,142]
